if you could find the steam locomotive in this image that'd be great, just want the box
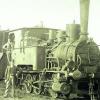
[8,0,100,99]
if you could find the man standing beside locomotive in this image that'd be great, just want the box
[3,33,15,98]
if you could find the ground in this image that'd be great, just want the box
[0,80,89,100]
[0,80,62,100]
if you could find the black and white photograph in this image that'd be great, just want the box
[0,0,100,100]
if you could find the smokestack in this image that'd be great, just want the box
[80,0,90,41]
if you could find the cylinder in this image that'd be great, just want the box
[66,24,80,42]
[80,0,90,41]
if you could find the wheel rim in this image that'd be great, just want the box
[33,84,41,95]
[23,74,33,93]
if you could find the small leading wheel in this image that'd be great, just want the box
[26,82,33,93]
[22,82,33,93]
[34,86,41,95]
[23,74,33,93]
[33,73,45,95]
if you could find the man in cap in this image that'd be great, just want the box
[51,30,67,51]
[3,33,15,98]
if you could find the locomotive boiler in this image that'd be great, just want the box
[9,0,100,100]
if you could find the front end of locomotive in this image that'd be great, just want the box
[48,0,100,99]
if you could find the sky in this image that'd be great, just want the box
[0,0,100,44]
